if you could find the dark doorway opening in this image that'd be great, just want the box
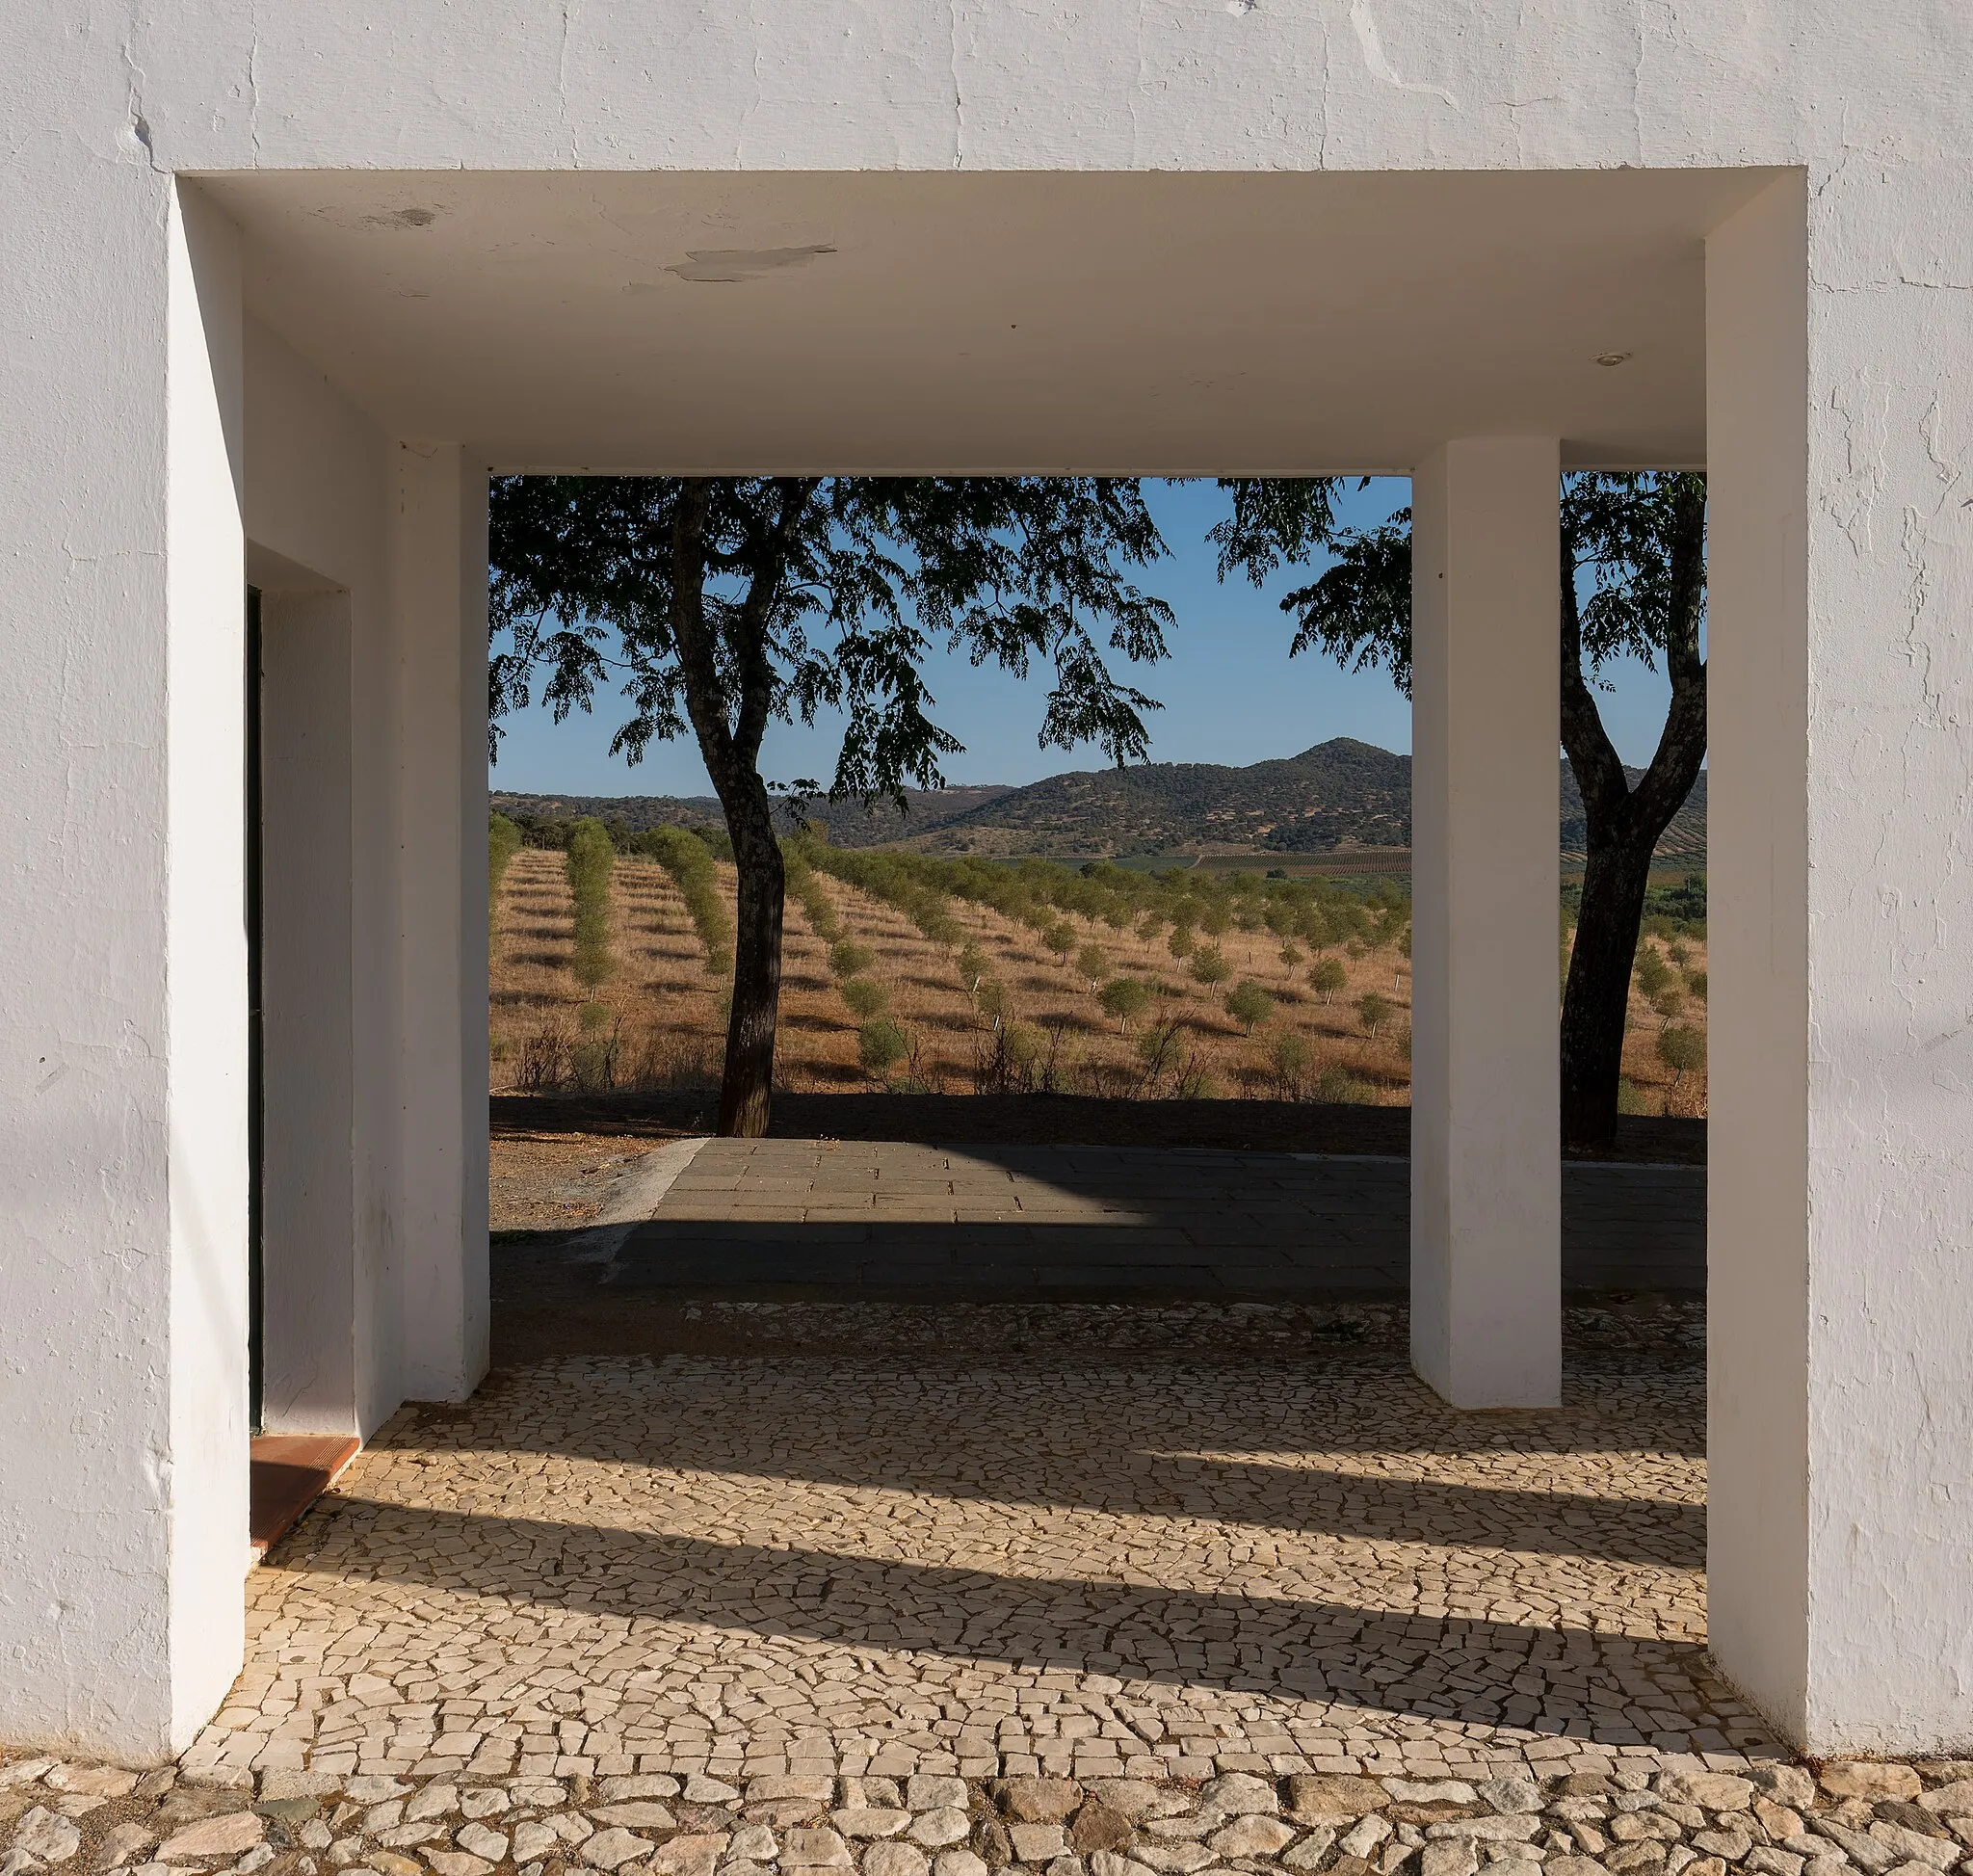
[246,584,265,1434]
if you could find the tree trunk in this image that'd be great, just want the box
[1560,833,1655,1153]
[715,774,786,1137]
[1556,475,1706,1153]
[664,475,818,1139]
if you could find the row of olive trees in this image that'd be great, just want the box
[491,472,1702,1144]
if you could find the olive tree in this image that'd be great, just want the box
[490,477,1173,1135]
[1215,472,1705,1151]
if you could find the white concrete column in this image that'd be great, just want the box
[0,177,249,1759]
[392,443,491,1403]
[1408,438,1562,1409]
[1707,169,1973,1754]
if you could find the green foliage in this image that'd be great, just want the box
[489,476,1181,790]
[828,939,877,981]
[1277,941,1303,968]
[1166,924,1197,961]
[1223,980,1275,1035]
[1355,990,1393,1037]
[1314,1068,1376,1105]
[799,840,962,953]
[1098,976,1151,1031]
[782,848,843,943]
[956,940,987,990]
[1644,872,1708,934]
[1656,1024,1705,1084]
[1651,984,1685,1020]
[1189,944,1231,988]
[1633,944,1673,998]
[1617,1075,1652,1117]
[1217,471,1705,703]
[1267,1029,1315,1099]
[566,817,617,991]
[642,823,733,975]
[1685,968,1707,1002]
[1043,920,1077,962]
[1309,956,1347,1003]
[857,1017,909,1081]
[488,813,523,932]
[838,977,890,1020]
[1075,941,1108,989]
[975,979,1012,1025]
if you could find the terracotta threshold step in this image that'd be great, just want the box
[250,1434,359,1559]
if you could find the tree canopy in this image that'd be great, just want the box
[488,476,1178,804]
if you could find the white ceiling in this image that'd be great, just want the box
[199,168,1781,475]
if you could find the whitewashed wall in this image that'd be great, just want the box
[1,0,1968,1760]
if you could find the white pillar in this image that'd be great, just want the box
[0,178,249,1759]
[392,443,491,1403]
[1409,439,1562,1409]
[1707,170,1973,1754]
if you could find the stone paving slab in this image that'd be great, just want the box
[613,1144,1701,1301]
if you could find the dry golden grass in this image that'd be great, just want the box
[1610,930,1711,1118]
[490,843,1705,1113]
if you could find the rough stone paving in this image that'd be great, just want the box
[8,1750,1973,1876]
[13,1308,1966,1876]
[201,1346,1748,1784]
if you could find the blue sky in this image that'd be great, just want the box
[487,477,1679,797]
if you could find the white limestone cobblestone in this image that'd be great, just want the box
[19,1323,1951,1876]
[196,1352,1749,1784]
[5,1753,1973,1876]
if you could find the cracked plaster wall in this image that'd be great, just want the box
[1,0,1970,1760]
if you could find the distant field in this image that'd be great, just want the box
[490,845,1707,1117]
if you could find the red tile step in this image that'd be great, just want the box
[250,1434,360,1559]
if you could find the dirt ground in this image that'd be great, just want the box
[491,844,1708,1113]
[493,845,1422,1100]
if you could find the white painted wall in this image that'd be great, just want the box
[243,320,407,1440]
[3,0,1971,1763]
[1703,175,1813,1748]
[258,588,357,1436]
[1708,167,1973,1752]
[163,178,253,1764]
[0,158,254,1757]
[1409,440,1562,1410]
[393,445,490,1405]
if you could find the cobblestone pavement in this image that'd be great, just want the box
[13,1307,1973,1876]
[12,1713,1973,1876]
[190,1337,1751,1785]
[593,1142,1704,1300]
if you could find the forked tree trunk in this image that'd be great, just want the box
[714,776,786,1137]
[666,475,817,1139]
[1556,477,1706,1154]
[1560,835,1656,1152]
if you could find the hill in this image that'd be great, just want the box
[489,783,1013,847]
[893,737,1410,858]
[494,737,1706,866]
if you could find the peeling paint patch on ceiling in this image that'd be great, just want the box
[665,245,837,283]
